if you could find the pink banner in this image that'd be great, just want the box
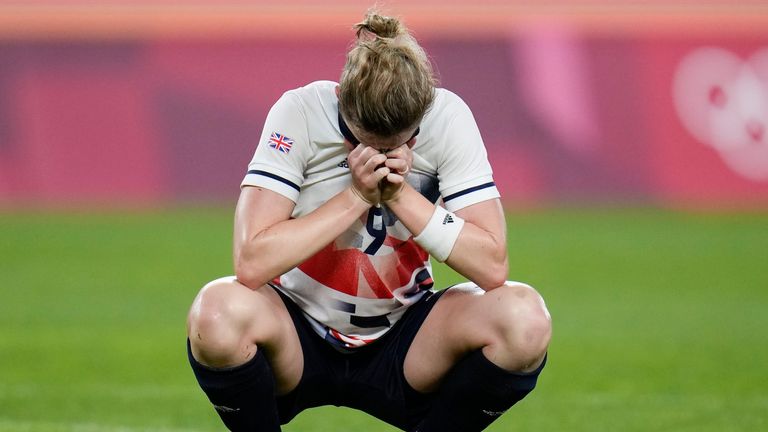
[1,31,767,207]
[643,40,768,204]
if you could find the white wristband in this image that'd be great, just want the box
[413,206,465,262]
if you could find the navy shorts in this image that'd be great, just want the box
[273,286,448,431]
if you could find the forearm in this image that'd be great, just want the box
[443,223,508,289]
[385,184,508,290]
[235,188,370,288]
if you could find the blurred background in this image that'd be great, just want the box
[2,0,768,208]
[1,1,767,431]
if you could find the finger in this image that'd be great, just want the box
[385,143,409,158]
[364,154,388,172]
[350,147,383,174]
[358,144,380,160]
[350,143,378,161]
[384,158,406,169]
[384,158,408,175]
[347,142,365,164]
[387,145,413,169]
[373,166,391,182]
[385,172,405,184]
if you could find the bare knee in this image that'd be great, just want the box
[187,278,273,367]
[483,282,552,372]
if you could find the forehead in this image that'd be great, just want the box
[349,125,417,151]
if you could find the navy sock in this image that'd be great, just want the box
[415,350,546,432]
[187,340,281,432]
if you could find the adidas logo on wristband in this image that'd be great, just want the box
[414,206,465,262]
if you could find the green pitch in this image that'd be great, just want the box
[1,207,766,431]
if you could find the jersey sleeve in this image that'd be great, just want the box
[241,91,311,202]
[436,93,500,212]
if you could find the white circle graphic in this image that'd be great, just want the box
[673,47,768,181]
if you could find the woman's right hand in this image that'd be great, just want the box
[347,143,390,205]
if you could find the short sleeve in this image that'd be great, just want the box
[241,91,312,202]
[436,93,500,212]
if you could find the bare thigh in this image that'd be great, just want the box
[187,277,304,395]
[403,282,551,393]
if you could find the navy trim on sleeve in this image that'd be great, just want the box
[247,170,301,192]
[442,182,496,202]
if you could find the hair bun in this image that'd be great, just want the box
[355,11,404,39]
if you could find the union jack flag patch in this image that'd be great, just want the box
[267,132,294,154]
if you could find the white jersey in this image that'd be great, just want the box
[242,81,499,349]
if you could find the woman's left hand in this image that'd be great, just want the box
[380,139,415,203]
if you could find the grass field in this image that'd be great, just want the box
[1,207,767,432]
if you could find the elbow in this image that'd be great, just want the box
[234,267,260,290]
[470,230,509,290]
[447,242,509,290]
[234,255,269,290]
[477,262,509,290]
[233,237,285,290]
[475,254,509,290]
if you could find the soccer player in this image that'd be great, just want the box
[186,10,551,432]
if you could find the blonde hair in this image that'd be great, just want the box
[339,11,436,137]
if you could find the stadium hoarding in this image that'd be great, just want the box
[0,3,767,207]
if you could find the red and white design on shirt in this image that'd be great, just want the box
[278,209,433,348]
[298,230,430,300]
[328,329,377,348]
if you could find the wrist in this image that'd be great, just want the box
[413,206,465,262]
[382,182,407,206]
[348,185,376,208]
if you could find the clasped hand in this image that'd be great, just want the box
[347,142,413,205]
